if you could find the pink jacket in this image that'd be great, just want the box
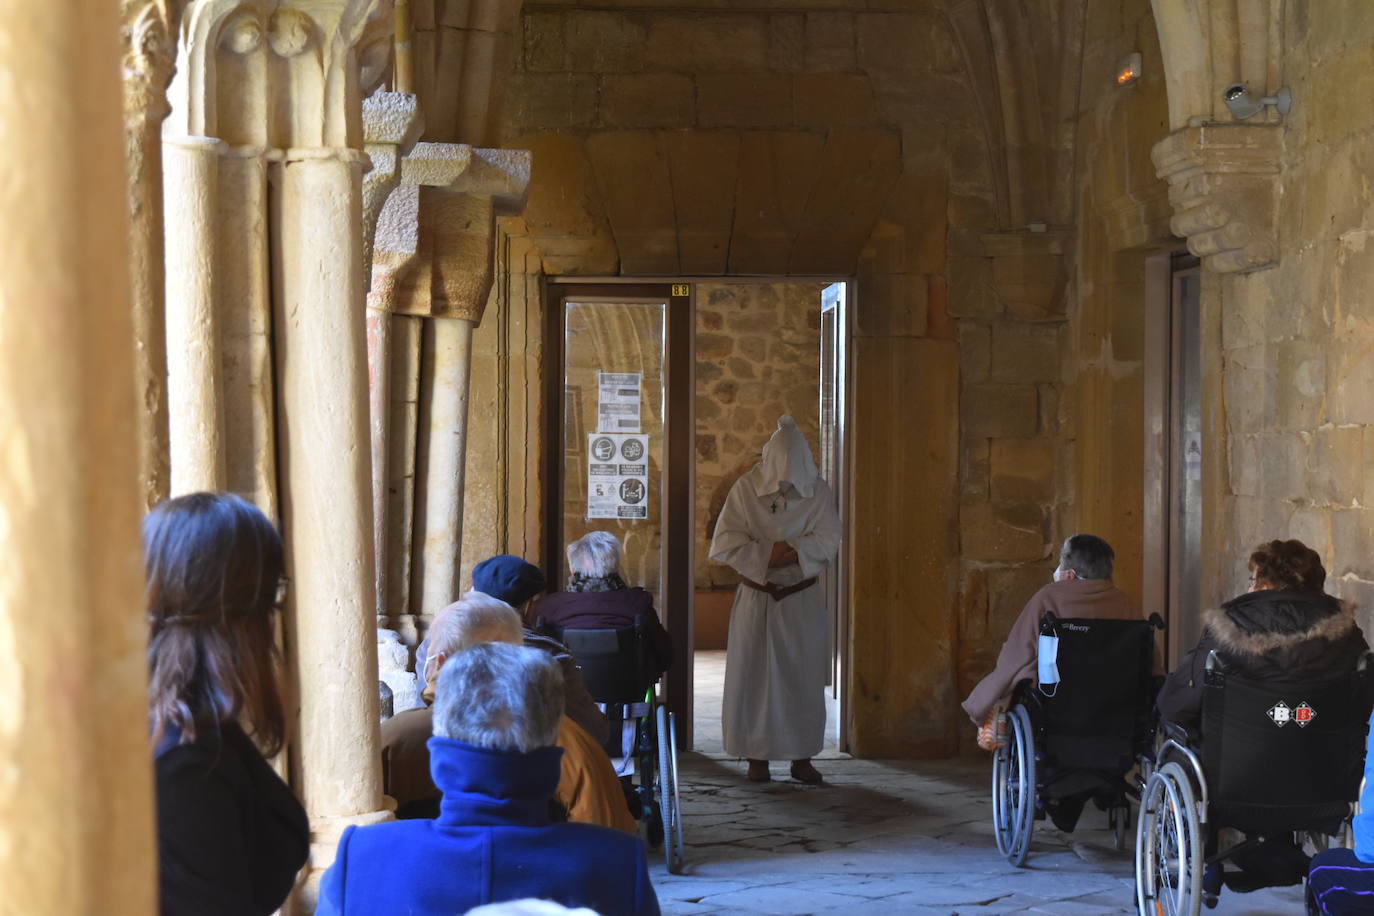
[962,577,1146,724]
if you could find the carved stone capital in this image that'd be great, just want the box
[1152,123,1282,274]
[370,143,531,323]
[362,92,424,286]
[121,1,183,126]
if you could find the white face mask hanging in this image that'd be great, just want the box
[1038,617,1061,697]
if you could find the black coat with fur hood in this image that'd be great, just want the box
[1156,588,1369,732]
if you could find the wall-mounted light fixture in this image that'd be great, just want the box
[1223,83,1292,119]
[1115,52,1142,86]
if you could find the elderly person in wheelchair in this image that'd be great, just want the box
[1140,538,1374,911]
[535,531,672,682]
[964,535,1155,838]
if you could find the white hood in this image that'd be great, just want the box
[749,415,820,499]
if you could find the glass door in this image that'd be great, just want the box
[545,283,695,741]
[561,299,668,604]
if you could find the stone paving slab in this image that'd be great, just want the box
[645,754,1311,915]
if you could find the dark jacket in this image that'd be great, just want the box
[1157,589,1370,733]
[535,588,673,681]
[317,736,660,916]
[155,721,308,916]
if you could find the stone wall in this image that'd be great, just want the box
[695,282,825,591]
[495,1,1091,756]
[1201,7,1374,626]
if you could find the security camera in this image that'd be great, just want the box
[1223,83,1292,119]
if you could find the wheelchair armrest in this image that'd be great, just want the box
[1160,719,1196,746]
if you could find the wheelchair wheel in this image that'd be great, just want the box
[1110,803,1129,851]
[992,704,1036,866]
[656,705,685,874]
[1135,761,1202,916]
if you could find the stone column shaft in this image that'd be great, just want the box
[367,306,392,627]
[274,149,389,894]
[163,134,228,494]
[0,0,155,910]
[218,147,277,516]
[415,316,476,625]
[388,315,424,645]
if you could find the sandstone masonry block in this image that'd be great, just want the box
[804,12,856,71]
[505,74,597,130]
[989,324,1060,384]
[948,257,1001,318]
[647,14,770,73]
[769,14,804,72]
[855,12,960,74]
[522,11,566,72]
[958,321,991,383]
[600,74,694,128]
[563,11,647,73]
[1308,425,1364,507]
[697,74,794,128]
[793,73,877,127]
[990,438,1056,504]
[855,273,927,337]
[961,502,1047,563]
[964,384,1039,439]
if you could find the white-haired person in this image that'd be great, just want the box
[319,643,660,916]
[534,531,672,681]
[381,592,635,833]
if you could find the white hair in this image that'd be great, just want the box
[466,901,599,916]
[432,643,563,752]
[566,530,622,578]
[427,591,523,659]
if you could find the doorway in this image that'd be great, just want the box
[543,278,852,754]
[691,279,850,757]
[1143,253,1203,665]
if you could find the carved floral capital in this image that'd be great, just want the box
[1152,123,1282,274]
[121,0,184,123]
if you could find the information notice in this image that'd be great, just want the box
[597,372,642,433]
[587,433,649,519]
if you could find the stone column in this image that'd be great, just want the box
[415,315,476,621]
[121,0,186,509]
[387,314,424,645]
[363,92,422,628]
[390,149,531,633]
[0,0,156,911]
[163,134,228,494]
[219,145,277,515]
[275,148,391,899]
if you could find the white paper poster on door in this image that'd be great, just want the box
[587,433,649,519]
[597,372,641,433]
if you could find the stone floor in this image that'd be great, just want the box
[650,653,1310,914]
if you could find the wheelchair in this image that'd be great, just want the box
[540,617,685,874]
[992,612,1163,866]
[1135,651,1372,915]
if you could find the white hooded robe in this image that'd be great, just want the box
[709,415,841,760]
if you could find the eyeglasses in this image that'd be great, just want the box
[274,577,290,607]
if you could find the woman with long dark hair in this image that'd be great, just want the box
[146,492,307,915]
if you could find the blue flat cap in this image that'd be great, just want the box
[472,554,546,607]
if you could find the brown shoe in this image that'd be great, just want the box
[790,759,824,784]
[746,759,771,782]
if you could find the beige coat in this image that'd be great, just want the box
[961,577,1146,724]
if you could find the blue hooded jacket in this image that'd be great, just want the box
[1355,711,1374,863]
[317,736,660,915]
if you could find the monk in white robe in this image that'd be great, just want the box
[710,415,840,783]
